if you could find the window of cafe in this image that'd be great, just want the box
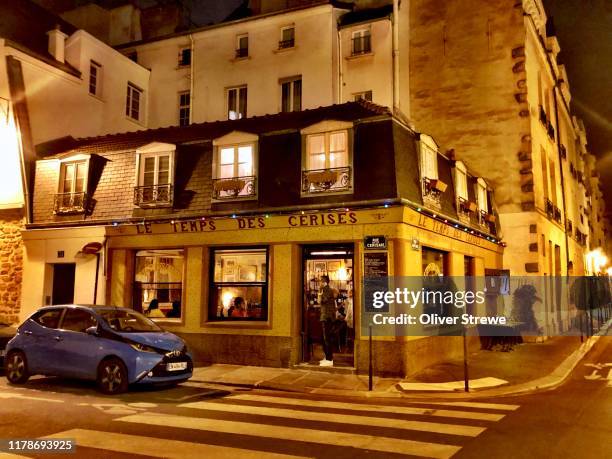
[133,249,184,320]
[208,247,268,321]
[421,247,450,318]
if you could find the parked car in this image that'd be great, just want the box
[5,305,193,394]
[0,322,18,368]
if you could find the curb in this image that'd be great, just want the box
[191,324,610,400]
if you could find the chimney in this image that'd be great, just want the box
[47,25,68,63]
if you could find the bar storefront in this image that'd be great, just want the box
[105,204,503,376]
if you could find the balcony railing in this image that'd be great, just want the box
[553,206,562,224]
[302,166,351,194]
[278,38,295,49]
[235,47,248,58]
[212,175,256,200]
[134,184,173,207]
[54,192,90,214]
[547,122,555,140]
[545,198,554,219]
[351,35,371,55]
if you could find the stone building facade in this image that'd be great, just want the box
[0,209,23,324]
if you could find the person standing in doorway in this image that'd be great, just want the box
[319,275,338,366]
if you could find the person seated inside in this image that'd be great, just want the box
[228,297,247,318]
[146,299,166,318]
[167,300,181,318]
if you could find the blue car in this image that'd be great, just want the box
[5,305,193,394]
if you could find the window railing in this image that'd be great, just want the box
[302,166,351,194]
[212,175,257,200]
[458,196,477,214]
[54,192,90,214]
[235,47,248,58]
[545,198,554,219]
[553,205,562,224]
[422,177,446,207]
[351,35,371,55]
[134,184,173,207]
[278,38,295,49]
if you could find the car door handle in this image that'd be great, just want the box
[24,330,32,335]
[54,336,63,342]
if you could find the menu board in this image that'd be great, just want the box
[364,252,388,278]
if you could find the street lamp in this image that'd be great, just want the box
[586,248,609,275]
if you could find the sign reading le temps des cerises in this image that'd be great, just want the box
[133,211,360,234]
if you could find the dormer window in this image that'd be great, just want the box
[455,162,474,221]
[212,131,258,201]
[55,158,90,214]
[301,121,353,195]
[476,177,495,227]
[134,143,175,207]
[419,134,445,207]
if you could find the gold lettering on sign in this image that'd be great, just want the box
[417,213,484,247]
[288,212,358,227]
[171,219,216,233]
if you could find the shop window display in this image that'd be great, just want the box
[209,248,268,321]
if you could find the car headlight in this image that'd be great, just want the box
[130,342,158,353]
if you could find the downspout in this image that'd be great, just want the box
[392,0,400,113]
[337,25,343,103]
[189,34,194,124]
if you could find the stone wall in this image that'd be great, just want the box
[0,208,24,324]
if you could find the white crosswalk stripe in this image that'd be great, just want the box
[42,429,311,459]
[115,412,463,459]
[179,400,486,436]
[220,394,507,421]
[35,396,519,459]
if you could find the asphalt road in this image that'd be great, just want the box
[0,338,609,459]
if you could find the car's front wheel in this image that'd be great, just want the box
[6,350,30,385]
[97,357,128,395]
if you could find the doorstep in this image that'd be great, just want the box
[292,363,357,375]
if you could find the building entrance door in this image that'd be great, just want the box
[302,244,354,367]
[52,263,76,305]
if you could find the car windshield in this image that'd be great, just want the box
[99,309,162,333]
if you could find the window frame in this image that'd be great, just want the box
[31,308,65,329]
[476,178,488,213]
[212,131,259,201]
[207,246,270,323]
[454,161,468,202]
[134,143,176,207]
[351,29,372,55]
[353,90,372,102]
[126,82,144,122]
[178,90,191,126]
[280,76,302,113]
[89,60,102,97]
[419,135,439,181]
[55,156,91,214]
[279,25,295,49]
[226,85,247,120]
[178,47,192,67]
[236,34,249,58]
[58,308,97,334]
[133,248,186,323]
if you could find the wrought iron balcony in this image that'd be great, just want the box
[545,198,554,219]
[212,176,256,200]
[235,47,248,58]
[278,38,295,49]
[553,205,562,224]
[351,35,371,55]
[54,192,90,214]
[302,166,351,194]
[134,184,173,207]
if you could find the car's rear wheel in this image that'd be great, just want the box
[6,350,30,384]
[97,357,128,395]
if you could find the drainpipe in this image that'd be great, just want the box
[337,26,343,103]
[392,0,400,113]
[189,34,194,124]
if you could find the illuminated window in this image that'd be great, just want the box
[306,131,348,170]
[55,160,89,213]
[134,249,184,321]
[134,143,175,207]
[476,178,488,212]
[209,247,269,321]
[454,162,468,201]
[227,86,247,120]
[420,135,438,181]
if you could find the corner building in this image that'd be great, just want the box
[22,101,503,376]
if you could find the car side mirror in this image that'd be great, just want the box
[85,326,98,336]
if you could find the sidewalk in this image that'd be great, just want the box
[190,324,610,399]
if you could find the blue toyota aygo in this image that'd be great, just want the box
[5,305,193,394]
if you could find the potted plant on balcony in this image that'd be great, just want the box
[486,213,496,223]
[428,179,447,193]
[307,169,338,189]
[214,178,245,196]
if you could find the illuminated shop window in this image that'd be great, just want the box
[209,247,268,321]
[133,249,184,321]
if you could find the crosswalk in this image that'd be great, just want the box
[34,393,520,459]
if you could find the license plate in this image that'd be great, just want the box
[166,361,187,372]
